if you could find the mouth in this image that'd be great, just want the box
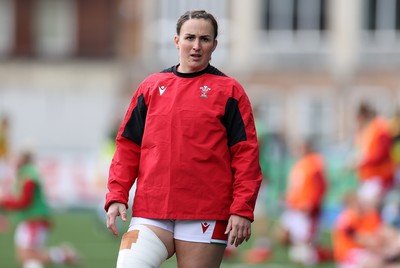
[190,54,202,60]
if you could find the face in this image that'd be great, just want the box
[292,141,308,158]
[174,19,218,73]
[356,114,367,130]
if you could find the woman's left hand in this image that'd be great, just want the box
[224,214,251,247]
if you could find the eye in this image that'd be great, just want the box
[185,36,195,40]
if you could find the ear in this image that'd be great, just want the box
[212,39,218,52]
[174,35,180,49]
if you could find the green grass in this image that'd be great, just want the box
[0,210,122,268]
[0,211,335,268]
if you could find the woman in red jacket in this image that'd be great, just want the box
[105,10,262,268]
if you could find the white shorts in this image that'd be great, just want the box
[280,209,312,244]
[129,217,228,245]
[357,178,383,204]
[337,248,370,268]
[14,221,49,249]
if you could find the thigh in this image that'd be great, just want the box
[15,221,49,249]
[175,240,225,268]
[173,220,228,268]
[128,217,175,258]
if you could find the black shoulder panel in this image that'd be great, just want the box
[221,97,247,147]
[207,65,227,77]
[161,66,174,73]
[121,94,148,145]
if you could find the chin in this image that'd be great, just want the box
[189,63,207,72]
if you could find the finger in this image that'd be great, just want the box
[229,227,238,246]
[235,239,242,247]
[245,227,251,241]
[106,214,110,228]
[110,220,119,237]
[120,207,127,222]
[241,227,248,243]
[225,220,232,235]
[107,213,119,237]
[235,228,244,247]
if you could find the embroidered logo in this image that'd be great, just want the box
[200,85,211,98]
[201,222,210,233]
[159,86,167,96]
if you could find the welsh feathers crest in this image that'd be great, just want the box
[200,85,211,98]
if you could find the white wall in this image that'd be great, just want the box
[0,62,122,156]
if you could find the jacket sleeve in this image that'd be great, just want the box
[223,85,263,222]
[1,180,35,210]
[104,86,147,211]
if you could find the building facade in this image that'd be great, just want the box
[0,0,399,152]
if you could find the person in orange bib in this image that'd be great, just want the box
[277,139,328,265]
[333,191,400,268]
[352,103,394,204]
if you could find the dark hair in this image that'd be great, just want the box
[176,10,218,39]
[17,150,34,169]
[357,101,375,118]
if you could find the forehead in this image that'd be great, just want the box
[180,18,214,36]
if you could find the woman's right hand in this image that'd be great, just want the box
[106,202,127,237]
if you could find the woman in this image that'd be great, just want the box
[105,10,262,268]
[277,139,328,265]
[0,151,78,268]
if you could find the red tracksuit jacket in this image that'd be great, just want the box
[105,65,262,221]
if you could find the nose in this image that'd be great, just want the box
[192,38,201,50]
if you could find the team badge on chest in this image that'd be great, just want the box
[200,85,211,98]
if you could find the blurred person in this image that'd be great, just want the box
[0,115,10,232]
[0,150,79,268]
[0,114,9,161]
[378,109,400,229]
[333,191,400,268]
[389,108,400,185]
[276,139,329,265]
[350,102,394,208]
[105,10,263,268]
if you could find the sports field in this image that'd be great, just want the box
[0,210,335,268]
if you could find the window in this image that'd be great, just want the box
[35,0,77,58]
[264,0,294,31]
[262,0,327,31]
[0,0,14,57]
[260,0,328,53]
[364,0,400,31]
[8,0,117,58]
[14,0,35,57]
[259,98,284,134]
[362,0,400,49]
[76,0,117,57]
[288,89,335,145]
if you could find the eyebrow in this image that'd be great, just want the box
[183,33,212,38]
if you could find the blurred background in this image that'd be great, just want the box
[0,0,399,267]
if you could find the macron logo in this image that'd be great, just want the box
[159,86,167,96]
[201,222,210,233]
